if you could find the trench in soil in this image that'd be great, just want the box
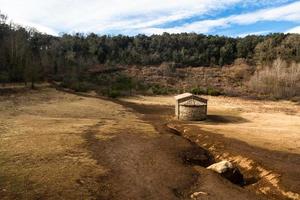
[117,99,300,200]
[115,100,253,186]
[82,119,214,199]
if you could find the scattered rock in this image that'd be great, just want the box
[207,160,244,185]
[76,179,85,185]
[190,191,208,199]
[207,160,233,173]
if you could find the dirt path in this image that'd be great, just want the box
[84,123,201,199]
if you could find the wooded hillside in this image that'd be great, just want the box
[0,12,299,98]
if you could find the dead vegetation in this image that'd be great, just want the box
[124,61,255,97]
[0,87,105,199]
[122,58,300,100]
[248,58,300,99]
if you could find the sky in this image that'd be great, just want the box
[0,0,300,37]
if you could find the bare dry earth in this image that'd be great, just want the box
[121,95,300,200]
[0,86,265,200]
[121,95,300,154]
[0,86,157,199]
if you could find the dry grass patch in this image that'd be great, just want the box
[0,87,157,199]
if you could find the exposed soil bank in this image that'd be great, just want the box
[117,99,300,200]
[175,124,300,199]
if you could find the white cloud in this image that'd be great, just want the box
[0,0,241,34]
[139,18,229,35]
[9,19,58,36]
[136,1,300,34]
[0,0,299,35]
[286,26,300,34]
[229,1,300,24]
[237,31,271,38]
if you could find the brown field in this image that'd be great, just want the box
[0,86,159,199]
[121,95,300,154]
[0,85,299,200]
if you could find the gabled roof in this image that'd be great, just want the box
[174,93,207,104]
[174,93,193,100]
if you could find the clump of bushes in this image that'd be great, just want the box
[95,87,122,98]
[147,84,176,95]
[190,87,206,95]
[93,73,135,97]
[190,87,222,96]
[107,90,121,98]
[150,85,169,95]
[207,88,222,96]
[60,77,94,92]
[72,82,94,92]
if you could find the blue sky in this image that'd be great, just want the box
[0,0,300,37]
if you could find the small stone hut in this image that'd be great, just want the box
[175,93,207,121]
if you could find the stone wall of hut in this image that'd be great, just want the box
[179,105,207,120]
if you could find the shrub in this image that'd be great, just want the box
[73,82,94,92]
[136,82,148,92]
[61,79,93,92]
[108,90,121,98]
[151,86,168,95]
[60,78,71,88]
[190,87,206,95]
[207,88,222,96]
[114,75,134,91]
[248,58,300,99]
[190,87,222,96]
[146,84,174,95]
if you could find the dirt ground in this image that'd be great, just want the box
[0,86,299,199]
[121,95,300,154]
[0,85,160,199]
[121,95,300,200]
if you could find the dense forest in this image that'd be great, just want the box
[0,12,299,98]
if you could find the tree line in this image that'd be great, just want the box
[0,12,300,88]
